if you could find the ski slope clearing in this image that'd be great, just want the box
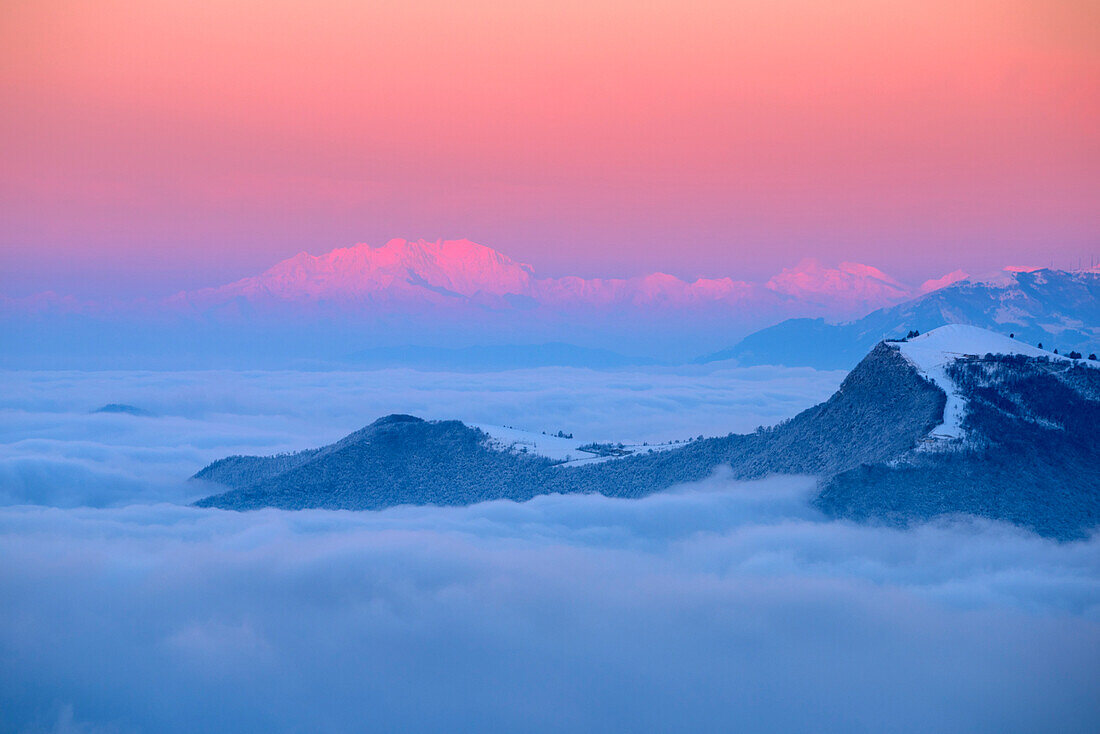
[896,324,1083,440]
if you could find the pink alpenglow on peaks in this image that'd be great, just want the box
[175,239,936,317]
[764,259,913,313]
[190,239,537,307]
[181,239,770,312]
[23,236,1082,333]
[39,238,1000,323]
[920,270,969,293]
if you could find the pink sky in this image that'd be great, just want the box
[1,0,1098,297]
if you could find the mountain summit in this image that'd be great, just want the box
[182,238,536,308]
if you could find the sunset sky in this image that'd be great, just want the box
[2,0,1098,297]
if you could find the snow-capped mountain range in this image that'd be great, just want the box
[179,237,929,312]
[5,238,960,318]
[5,238,1097,369]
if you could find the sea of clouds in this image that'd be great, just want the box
[1,366,1098,733]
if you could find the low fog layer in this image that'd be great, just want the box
[1,367,1097,733]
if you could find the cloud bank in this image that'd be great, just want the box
[1,367,1098,733]
[1,479,1098,733]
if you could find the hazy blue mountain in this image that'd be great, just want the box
[91,403,153,416]
[698,269,1100,369]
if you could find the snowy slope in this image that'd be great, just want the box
[896,324,1080,440]
[473,424,585,462]
[473,424,680,466]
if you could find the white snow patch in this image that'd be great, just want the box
[896,324,1077,441]
[473,424,682,466]
[473,424,584,462]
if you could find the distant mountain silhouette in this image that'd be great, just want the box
[91,403,153,417]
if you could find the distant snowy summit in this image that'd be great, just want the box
[174,238,935,314]
[196,325,1100,539]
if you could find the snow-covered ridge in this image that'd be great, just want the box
[895,324,1089,440]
